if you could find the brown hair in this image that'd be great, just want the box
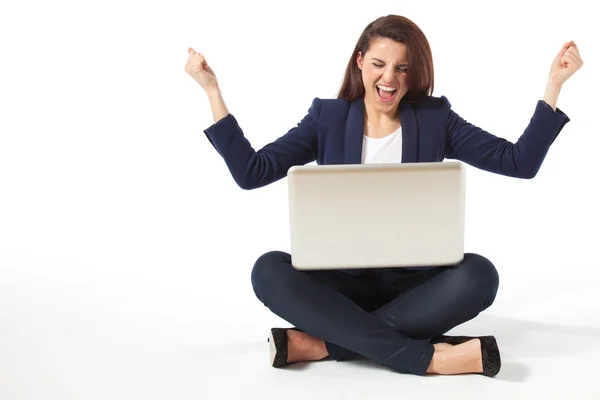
[337,15,434,103]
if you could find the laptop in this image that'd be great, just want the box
[287,161,466,270]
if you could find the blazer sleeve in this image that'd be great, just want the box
[443,96,570,178]
[203,98,320,189]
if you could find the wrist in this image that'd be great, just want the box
[205,85,221,98]
[543,81,562,111]
[545,78,562,93]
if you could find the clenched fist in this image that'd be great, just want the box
[185,48,218,92]
[548,41,583,87]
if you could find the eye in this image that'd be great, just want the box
[372,63,408,73]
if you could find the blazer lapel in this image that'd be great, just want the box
[399,100,418,163]
[344,98,365,164]
[344,97,419,164]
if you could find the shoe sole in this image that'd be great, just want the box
[269,330,277,366]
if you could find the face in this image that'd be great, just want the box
[357,37,409,114]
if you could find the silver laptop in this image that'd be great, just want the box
[287,161,466,270]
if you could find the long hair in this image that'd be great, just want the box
[337,15,434,103]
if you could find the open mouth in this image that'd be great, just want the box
[376,84,397,102]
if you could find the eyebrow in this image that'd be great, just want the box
[371,58,408,67]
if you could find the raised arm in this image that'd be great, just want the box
[203,97,319,190]
[444,97,569,179]
[444,41,583,179]
[185,48,319,190]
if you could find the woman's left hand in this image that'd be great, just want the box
[548,41,584,87]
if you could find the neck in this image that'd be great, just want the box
[363,97,399,125]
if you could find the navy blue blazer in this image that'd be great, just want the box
[203,96,570,190]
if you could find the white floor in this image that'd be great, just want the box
[2,259,600,400]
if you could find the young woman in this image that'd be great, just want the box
[185,15,583,377]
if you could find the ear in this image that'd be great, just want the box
[356,51,363,70]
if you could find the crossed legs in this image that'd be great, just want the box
[251,251,499,375]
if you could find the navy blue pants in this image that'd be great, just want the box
[251,251,499,375]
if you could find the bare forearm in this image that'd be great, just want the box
[543,81,562,111]
[206,86,230,123]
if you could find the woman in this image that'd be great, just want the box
[184,15,583,377]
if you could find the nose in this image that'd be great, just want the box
[382,65,395,84]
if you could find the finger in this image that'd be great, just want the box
[562,54,582,71]
[565,51,583,68]
[554,41,574,64]
[197,54,207,66]
[569,56,583,70]
[568,44,582,60]
[564,48,583,65]
[188,47,195,55]
[563,48,576,64]
[555,41,573,61]
[565,46,579,56]
[560,55,572,68]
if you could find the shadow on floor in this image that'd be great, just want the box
[186,315,600,381]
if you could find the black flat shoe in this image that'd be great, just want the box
[267,327,299,368]
[430,335,501,377]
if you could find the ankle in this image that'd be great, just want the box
[287,330,328,363]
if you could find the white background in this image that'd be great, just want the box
[1,0,599,398]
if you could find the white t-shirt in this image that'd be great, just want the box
[361,126,403,164]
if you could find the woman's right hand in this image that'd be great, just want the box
[185,48,218,92]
